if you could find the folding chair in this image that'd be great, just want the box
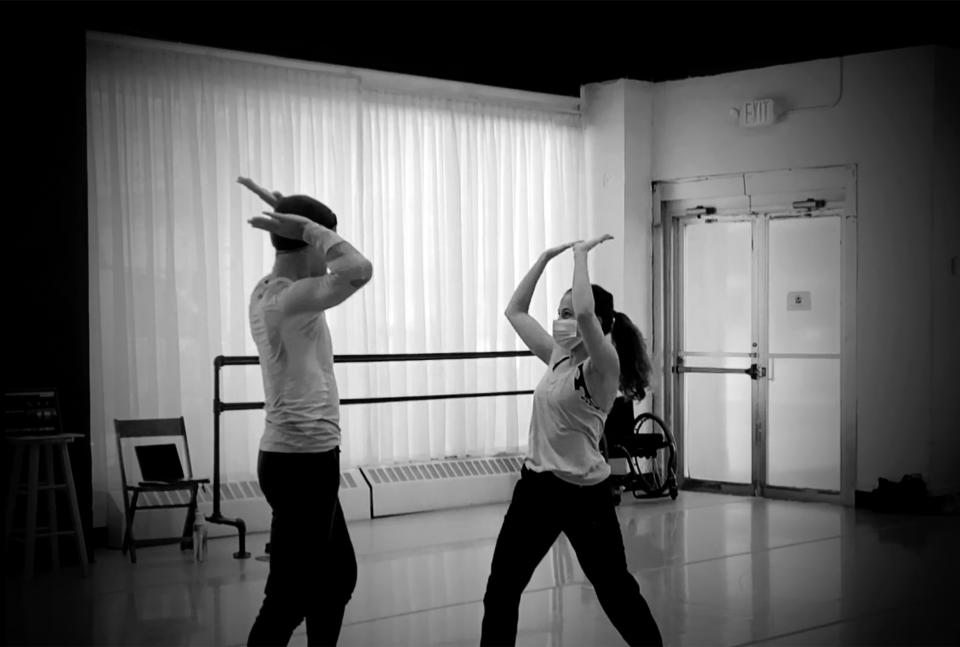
[114,417,209,564]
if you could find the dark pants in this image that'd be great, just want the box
[248,449,357,647]
[480,467,663,647]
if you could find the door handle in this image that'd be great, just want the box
[746,364,767,380]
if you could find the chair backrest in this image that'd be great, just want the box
[114,417,194,488]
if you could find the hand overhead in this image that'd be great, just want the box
[237,176,284,208]
[248,210,318,241]
[573,234,614,254]
[540,241,579,262]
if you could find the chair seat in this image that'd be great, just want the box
[610,433,670,458]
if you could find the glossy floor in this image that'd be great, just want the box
[5,492,959,646]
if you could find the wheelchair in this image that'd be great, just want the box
[601,396,679,502]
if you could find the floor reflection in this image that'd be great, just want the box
[4,492,958,646]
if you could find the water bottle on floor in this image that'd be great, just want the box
[193,516,208,562]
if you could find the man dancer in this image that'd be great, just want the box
[240,177,373,646]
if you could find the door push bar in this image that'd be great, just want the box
[672,362,767,380]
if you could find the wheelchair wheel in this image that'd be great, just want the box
[628,412,678,499]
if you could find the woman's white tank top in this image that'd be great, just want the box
[524,355,613,486]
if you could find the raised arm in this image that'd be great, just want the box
[238,176,284,209]
[505,242,575,364]
[249,211,373,315]
[282,223,373,315]
[571,235,619,378]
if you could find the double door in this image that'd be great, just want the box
[656,167,857,503]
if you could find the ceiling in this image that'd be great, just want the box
[38,1,960,96]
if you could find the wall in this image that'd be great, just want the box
[929,47,960,493]
[582,80,656,416]
[644,47,949,493]
[5,25,93,557]
[583,80,627,299]
[623,82,655,358]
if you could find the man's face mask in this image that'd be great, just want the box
[552,318,581,350]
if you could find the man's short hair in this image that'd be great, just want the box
[271,195,338,251]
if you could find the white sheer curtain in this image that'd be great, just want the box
[87,40,362,527]
[87,37,584,527]
[339,91,583,466]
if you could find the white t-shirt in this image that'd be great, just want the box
[249,275,340,453]
[524,355,613,486]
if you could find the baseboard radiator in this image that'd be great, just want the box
[361,455,524,517]
[112,456,524,544]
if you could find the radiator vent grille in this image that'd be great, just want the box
[134,457,522,507]
[137,471,361,506]
[364,456,523,485]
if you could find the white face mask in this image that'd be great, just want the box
[552,318,581,350]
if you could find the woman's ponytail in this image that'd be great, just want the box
[610,310,652,402]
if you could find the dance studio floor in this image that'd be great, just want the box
[5,491,959,646]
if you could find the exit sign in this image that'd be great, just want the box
[738,99,778,128]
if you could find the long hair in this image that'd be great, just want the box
[610,309,652,402]
[570,284,652,402]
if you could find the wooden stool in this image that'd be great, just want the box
[4,434,89,578]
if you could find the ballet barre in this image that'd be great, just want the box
[211,351,535,558]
